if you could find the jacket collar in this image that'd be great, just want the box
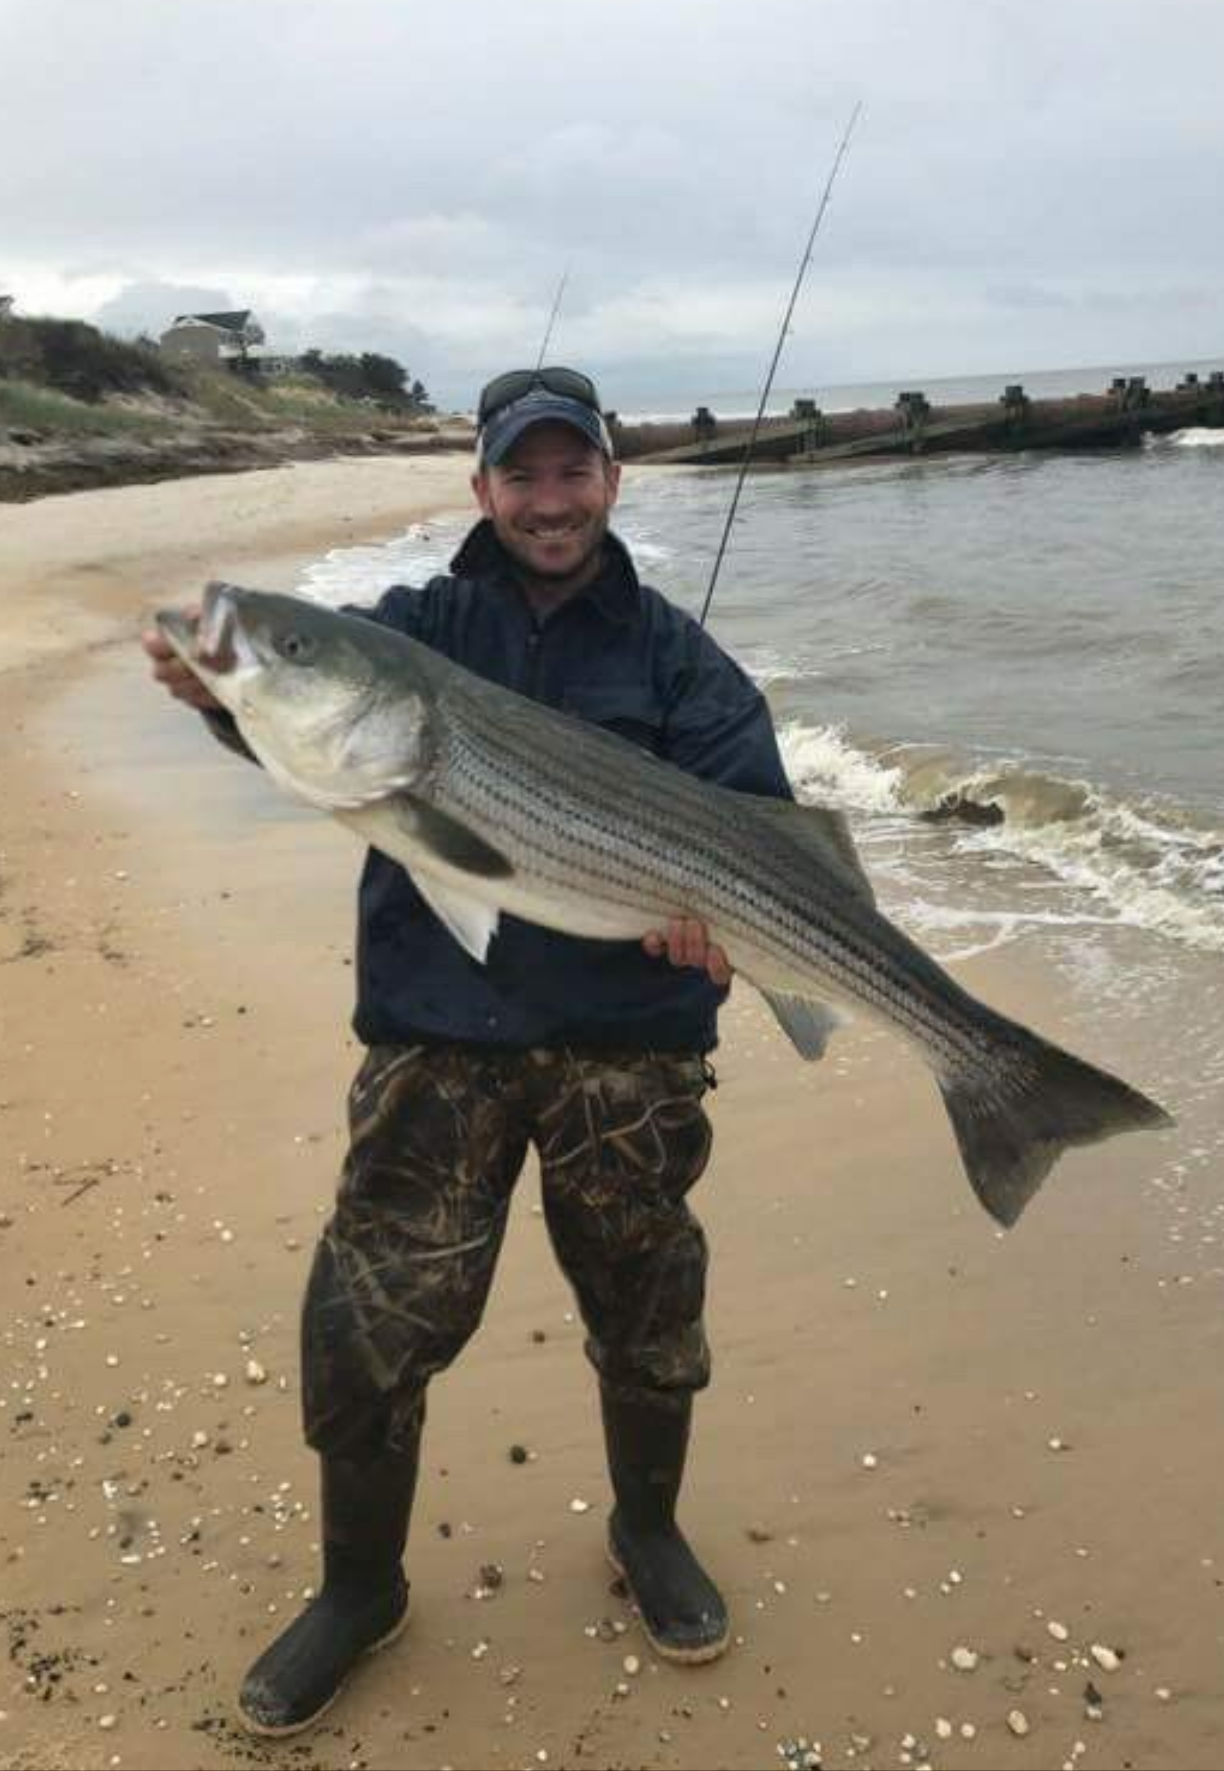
[450,519,640,626]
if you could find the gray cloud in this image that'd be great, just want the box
[93,281,238,336]
[4,0,1224,407]
[984,284,1074,312]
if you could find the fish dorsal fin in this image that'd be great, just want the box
[410,869,501,964]
[741,795,876,905]
[760,990,846,1060]
[392,794,514,879]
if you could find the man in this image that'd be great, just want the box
[142,366,793,1736]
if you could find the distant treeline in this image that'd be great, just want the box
[297,349,431,411]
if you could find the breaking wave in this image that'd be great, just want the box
[776,718,1224,955]
[1168,427,1224,448]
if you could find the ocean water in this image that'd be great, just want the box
[300,428,1224,968]
[616,354,1224,424]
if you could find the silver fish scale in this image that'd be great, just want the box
[429,682,998,1076]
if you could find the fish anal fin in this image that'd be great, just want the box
[761,990,846,1060]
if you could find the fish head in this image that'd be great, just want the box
[156,582,434,809]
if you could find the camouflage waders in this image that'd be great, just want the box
[302,1043,715,1458]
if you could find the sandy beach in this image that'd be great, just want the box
[3,459,1224,1771]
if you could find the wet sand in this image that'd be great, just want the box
[2,462,1223,1771]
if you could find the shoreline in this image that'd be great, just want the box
[0,453,476,672]
[2,462,1222,1771]
[0,417,475,507]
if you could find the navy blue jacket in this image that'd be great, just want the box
[210,519,792,1053]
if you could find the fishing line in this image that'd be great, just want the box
[535,263,572,370]
[698,101,862,630]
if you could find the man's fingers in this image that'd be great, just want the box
[153,657,198,694]
[177,679,222,711]
[141,626,175,663]
[707,944,733,988]
[141,603,199,661]
[644,918,733,984]
[142,606,220,710]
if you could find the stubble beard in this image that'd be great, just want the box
[503,516,608,592]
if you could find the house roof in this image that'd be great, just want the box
[171,309,253,332]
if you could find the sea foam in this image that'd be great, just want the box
[776,717,1224,955]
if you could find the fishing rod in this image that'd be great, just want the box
[699,101,862,630]
[535,263,572,370]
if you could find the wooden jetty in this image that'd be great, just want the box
[611,372,1224,467]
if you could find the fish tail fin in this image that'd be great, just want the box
[939,1031,1173,1228]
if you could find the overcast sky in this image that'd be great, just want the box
[4,0,1223,409]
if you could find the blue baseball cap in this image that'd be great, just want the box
[477,378,613,467]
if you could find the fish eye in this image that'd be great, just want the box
[276,630,317,665]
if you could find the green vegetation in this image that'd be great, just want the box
[0,378,166,435]
[259,377,400,427]
[171,361,279,424]
[299,349,431,411]
[0,309,438,450]
[0,314,187,403]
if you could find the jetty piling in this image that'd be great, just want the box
[617,371,1224,466]
[691,406,719,449]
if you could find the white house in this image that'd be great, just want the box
[159,309,266,364]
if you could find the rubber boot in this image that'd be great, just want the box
[601,1387,730,1663]
[237,1445,416,1736]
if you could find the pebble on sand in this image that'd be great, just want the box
[1008,1710,1030,1737]
[950,1647,979,1672]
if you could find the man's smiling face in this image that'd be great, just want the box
[473,421,622,592]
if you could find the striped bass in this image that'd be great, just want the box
[156,581,1172,1227]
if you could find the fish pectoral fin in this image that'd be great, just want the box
[741,796,876,906]
[410,868,501,964]
[392,793,514,879]
[760,990,846,1061]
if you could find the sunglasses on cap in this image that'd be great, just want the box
[477,366,601,426]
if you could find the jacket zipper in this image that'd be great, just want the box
[525,619,544,698]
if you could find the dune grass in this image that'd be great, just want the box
[0,379,166,436]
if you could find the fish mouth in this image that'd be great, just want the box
[155,580,242,676]
[193,582,239,675]
[153,604,199,661]
[155,582,248,687]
